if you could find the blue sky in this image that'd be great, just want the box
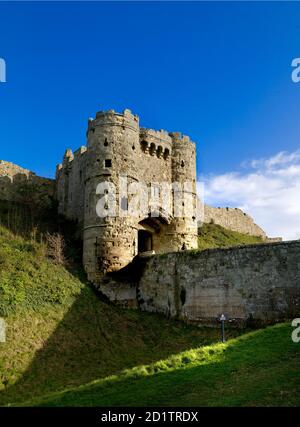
[1,1,300,239]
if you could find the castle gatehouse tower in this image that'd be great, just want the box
[56,108,198,284]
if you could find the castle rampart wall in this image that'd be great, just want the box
[203,205,267,238]
[0,160,54,208]
[100,241,300,325]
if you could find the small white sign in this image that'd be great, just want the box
[0,318,6,343]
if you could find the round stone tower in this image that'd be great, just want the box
[169,132,198,251]
[83,109,140,282]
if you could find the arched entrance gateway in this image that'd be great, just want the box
[137,208,173,255]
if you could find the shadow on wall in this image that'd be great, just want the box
[0,171,54,208]
[0,172,55,235]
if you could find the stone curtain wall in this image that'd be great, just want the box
[136,241,300,325]
[0,160,55,208]
[203,205,267,238]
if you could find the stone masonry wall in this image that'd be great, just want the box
[138,241,300,324]
[0,160,55,208]
[100,241,300,325]
[203,205,267,238]
[56,147,87,223]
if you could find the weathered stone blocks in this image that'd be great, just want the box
[136,241,300,324]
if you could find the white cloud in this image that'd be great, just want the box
[242,150,300,170]
[200,150,300,241]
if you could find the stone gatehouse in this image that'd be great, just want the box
[56,108,198,283]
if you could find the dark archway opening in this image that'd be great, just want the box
[138,230,153,253]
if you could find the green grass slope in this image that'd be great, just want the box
[0,220,298,407]
[19,324,300,407]
[198,223,264,251]
[0,225,241,406]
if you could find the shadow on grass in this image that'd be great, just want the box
[0,280,243,406]
[30,323,300,407]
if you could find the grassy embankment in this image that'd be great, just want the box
[198,222,264,251]
[0,204,298,407]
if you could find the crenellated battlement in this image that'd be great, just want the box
[94,108,139,121]
[57,146,87,176]
[139,128,172,159]
[74,146,87,157]
[63,148,74,163]
[87,109,139,137]
[57,108,197,185]
[140,128,171,142]
[169,132,192,144]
